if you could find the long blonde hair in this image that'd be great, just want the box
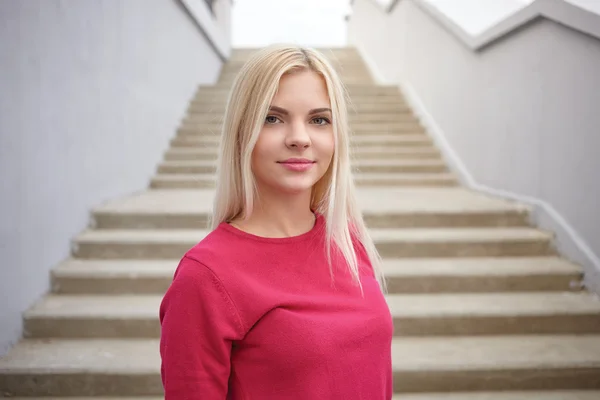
[211,44,386,292]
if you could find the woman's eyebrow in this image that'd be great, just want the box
[269,105,288,115]
[308,108,332,115]
[268,106,332,115]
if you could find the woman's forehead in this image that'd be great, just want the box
[271,71,330,107]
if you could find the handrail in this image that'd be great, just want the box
[365,0,600,51]
[176,0,229,61]
[365,0,401,13]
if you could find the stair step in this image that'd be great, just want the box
[369,227,555,257]
[383,257,583,293]
[71,227,555,260]
[177,116,424,130]
[187,103,413,114]
[218,77,374,85]
[190,94,408,103]
[170,134,432,148]
[193,94,408,102]
[219,67,371,75]
[392,335,600,392]
[50,257,583,295]
[182,115,421,125]
[224,58,369,67]
[221,64,371,73]
[192,94,406,103]
[22,292,600,338]
[196,83,401,95]
[163,146,441,161]
[164,148,218,160]
[229,47,363,57]
[150,172,458,189]
[2,336,600,396]
[92,188,529,229]
[0,339,162,396]
[156,159,447,174]
[354,173,458,187]
[191,95,408,105]
[225,60,370,67]
[388,292,600,336]
[220,65,371,73]
[92,187,530,225]
[150,173,216,188]
[176,123,426,136]
[351,147,441,158]
[52,259,177,294]
[392,392,600,400]
[24,295,162,338]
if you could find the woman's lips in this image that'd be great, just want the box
[277,159,316,172]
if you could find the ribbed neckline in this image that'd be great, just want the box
[218,213,325,244]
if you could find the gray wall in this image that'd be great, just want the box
[348,0,600,289]
[0,0,229,354]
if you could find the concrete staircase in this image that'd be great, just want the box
[1,47,600,398]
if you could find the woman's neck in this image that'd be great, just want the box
[230,190,316,238]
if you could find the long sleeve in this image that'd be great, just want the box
[159,256,246,399]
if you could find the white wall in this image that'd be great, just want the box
[423,0,533,35]
[0,0,230,355]
[566,0,600,15]
[232,0,352,47]
[348,0,600,291]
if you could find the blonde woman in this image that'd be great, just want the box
[159,45,393,399]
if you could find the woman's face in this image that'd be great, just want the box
[251,70,335,196]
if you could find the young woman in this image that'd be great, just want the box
[159,44,393,399]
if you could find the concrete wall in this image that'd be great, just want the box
[422,0,533,35]
[0,0,230,355]
[348,0,600,291]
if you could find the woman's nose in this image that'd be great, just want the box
[285,122,311,149]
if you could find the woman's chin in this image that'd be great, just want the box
[271,176,320,195]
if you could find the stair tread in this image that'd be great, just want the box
[198,83,400,90]
[54,259,177,277]
[165,146,437,154]
[24,292,600,319]
[94,188,526,215]
[159,159,445,167]
[25,295,162,318]
[185,113,417,118]
[3,336,600,373]
[392,392,600,400]
[151,172,456,180]
[0,339,160,372]
[369,227,551,241]
[188,106,412,112]
[52,256,581,280]
[74,227,552,244]
[174,133,429,141]
[190,99,409,106]
[382,257,582,276]
[392,335,600,370]
[386,292,600,316]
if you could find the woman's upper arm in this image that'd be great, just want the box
[159,256,245,399]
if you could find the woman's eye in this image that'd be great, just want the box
[312,117,330,125]
[265,115,281,124]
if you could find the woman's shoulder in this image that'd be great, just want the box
[182,223,240,273]
[180,221,276,280]
[169,226,252,307]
